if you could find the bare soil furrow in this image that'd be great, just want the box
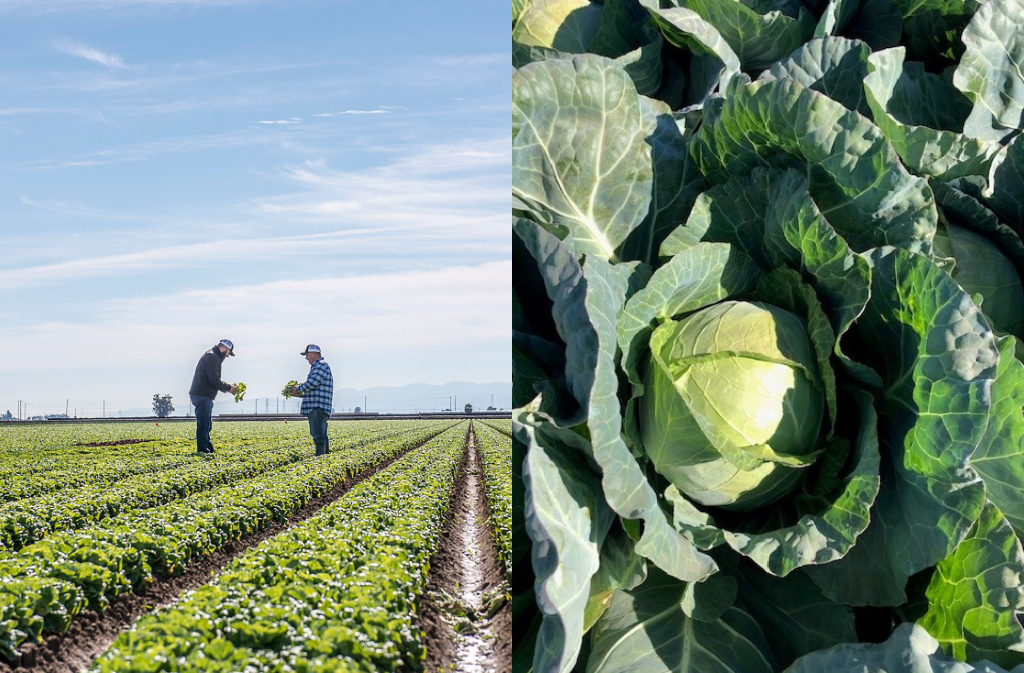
[420,426,512,673]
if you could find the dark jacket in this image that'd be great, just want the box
[189,346,232,399]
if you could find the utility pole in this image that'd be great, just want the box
[103,400,105,418]
[364,395,367,413]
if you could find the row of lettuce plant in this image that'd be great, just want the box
[473,422,513,581]
[0,452,203,503]
[88,423,469,673]
[513,0,1024,668]
[0,425,190,483]
[0,420,460,662]
[480,419,513,438]
[0,420,421,498]
[0,421,430,552]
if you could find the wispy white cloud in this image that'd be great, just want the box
[314,109,390,117]
[20,196,111,217]
[258,118,301,124]
[52,39,127,68]
[0,261,511,394]
[2,0,260,11]
[0,230,379,288]
[252,136,508,222]
[3,131,508,285]
[14,127,295,170]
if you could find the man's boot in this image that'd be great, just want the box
[314,442,324,456]
[323,438,330,455]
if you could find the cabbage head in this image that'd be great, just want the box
[933,221,1024,337]
[641,300,824,510]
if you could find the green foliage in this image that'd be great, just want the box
[476,422,514,581]
[91,424,469,672]
[0,420,462,662]
[151,394,173,418]
[232,382,246,403]
[513,1,1024,670]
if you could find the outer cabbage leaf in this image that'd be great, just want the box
[514,218,715,583]
[515,401,615,673]
[970,338,1024,537]
[513,433,545,673]
[806,247,995,606]
[838,0,903,50]
[954,0,1024,142]
[687,168,871,344]
[918,502,1024,667]
[654,0,815,72]
[583,523,648,631]
[784,622,1024,673]
[757,36,871,115]
[513,55,654,261]
[513,218,596,423]
[889,0,981,70]
[585,569,777,673]
[985,138,1024,233]
[813,0,859,38]
[585,561,855,673]
[512,0,665,96]
[618,97,706,266]
[691,77,937,255]
[641,4,741,98]
[863,48,997,180]
[734,561,856,669]
[582,255,717,583]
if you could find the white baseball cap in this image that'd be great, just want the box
[300,344,321,355]
[219,339,236,356]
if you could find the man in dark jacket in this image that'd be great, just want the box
[188,339,239,455]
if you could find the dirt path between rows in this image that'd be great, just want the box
[418,425,512,673]
[0,437,433,673]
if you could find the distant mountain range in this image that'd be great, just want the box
[108,381,513,417]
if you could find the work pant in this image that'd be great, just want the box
[190,394,214,453]
[306,407,330,455]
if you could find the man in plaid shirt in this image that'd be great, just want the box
[290,344,334,456]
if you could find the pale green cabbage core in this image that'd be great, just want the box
[933,223,1024,337]
[640,300,825,511]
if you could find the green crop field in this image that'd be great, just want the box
[0,419,511,672]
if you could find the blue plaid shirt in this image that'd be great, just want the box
[296,358,334,415]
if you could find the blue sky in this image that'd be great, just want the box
[0,0,509,417]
